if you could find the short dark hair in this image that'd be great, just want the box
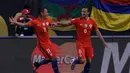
[38,7,47,13]
[82,7,90,13]
[38,8,47,16]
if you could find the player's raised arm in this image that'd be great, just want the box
[9,17,28,27]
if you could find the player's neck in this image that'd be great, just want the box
[39,16,47,20]
[81,16,88,20]
[42,16,47,19]
[85,16,88,20]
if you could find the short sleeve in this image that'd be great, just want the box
[27,20,36,27]
[48,18,54,26]
[92,19,98,30]
[70,18,77,25]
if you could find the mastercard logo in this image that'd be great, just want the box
[31,42,83,73]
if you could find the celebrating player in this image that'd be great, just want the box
[9,8,60,73]
[57,8,108,73]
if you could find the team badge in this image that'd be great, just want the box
[89,24,92,28]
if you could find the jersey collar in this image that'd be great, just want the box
[80,17,89,20]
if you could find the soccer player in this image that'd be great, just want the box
[9,8,60,73]
[57,8,108,73]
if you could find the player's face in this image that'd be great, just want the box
[81,8,88,18]
[41,9,48,18]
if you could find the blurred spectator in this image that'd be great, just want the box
[15,9,35,36]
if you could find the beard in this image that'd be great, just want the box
[82,14,87,17]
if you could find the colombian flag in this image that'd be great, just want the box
[91,0,130,31]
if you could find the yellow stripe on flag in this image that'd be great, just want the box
[91,7,130,31]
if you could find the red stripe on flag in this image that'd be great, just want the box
[100,0,130,5]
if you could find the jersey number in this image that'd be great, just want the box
[84,29,87,33]
[46,48,53,56]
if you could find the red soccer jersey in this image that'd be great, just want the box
[17,15,36,22]
[70,17,98,45]
[28,17,53,47]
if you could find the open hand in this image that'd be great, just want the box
[51,22,57,27]
[9,16,16,24]
[104,42,108,48]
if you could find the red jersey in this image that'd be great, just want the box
[28,18,53,47]
[17,15,35,22]
[16,15,36,36]
[70,17,98,45]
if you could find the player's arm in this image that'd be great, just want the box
[49,20,71,27]
[95,30,108,48]
[92,18,108,48]
[9,17,28,27]
[57,20,71,25]
[54,20,71,27]
[50,18,76,27]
